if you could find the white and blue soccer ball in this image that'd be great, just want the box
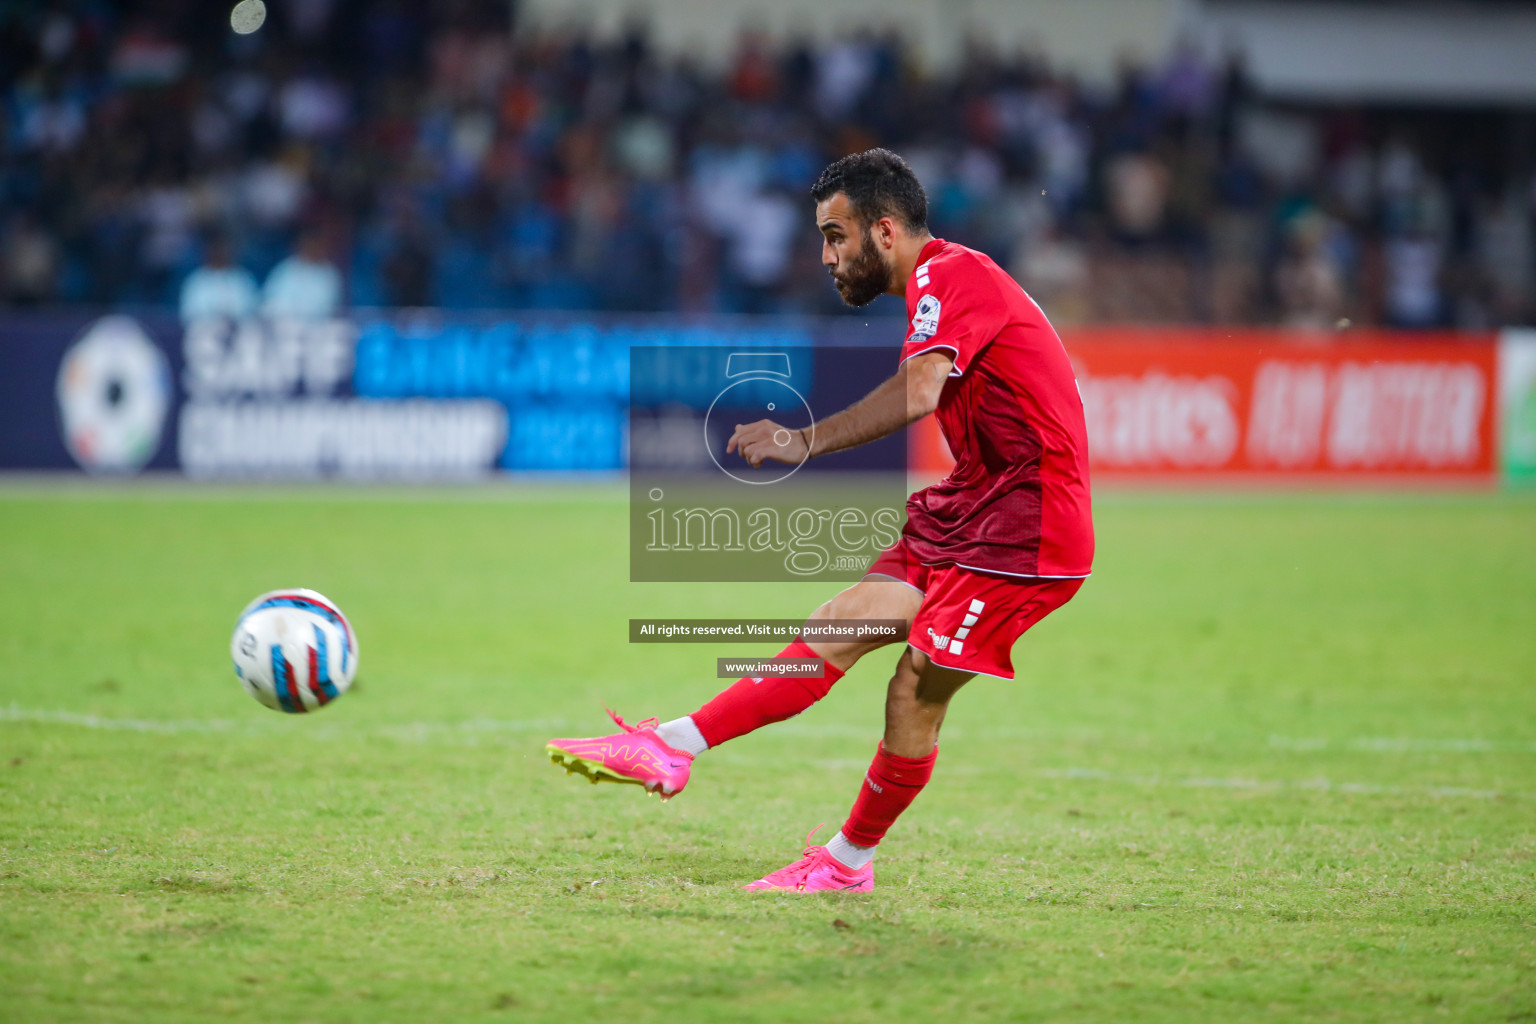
[231,589,358,713]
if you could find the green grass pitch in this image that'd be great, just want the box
[1,483,1533,1022]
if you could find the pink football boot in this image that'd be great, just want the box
[742,828,874,892]
[546,708,693,801]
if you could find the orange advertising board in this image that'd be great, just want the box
[910,329,1498,483]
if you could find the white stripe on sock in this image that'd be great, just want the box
[656,716,708,756]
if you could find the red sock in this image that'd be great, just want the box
[841,742,937,847]
[690,639,844,748]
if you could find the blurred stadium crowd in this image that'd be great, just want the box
[2,0,1534,327]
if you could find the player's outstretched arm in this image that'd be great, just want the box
[727,351,953,468]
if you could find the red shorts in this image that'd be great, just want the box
[864,538,1085,679]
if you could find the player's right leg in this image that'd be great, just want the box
[743,646,969,892]
[545,578,921,799]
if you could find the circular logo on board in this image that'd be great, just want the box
[55,316,172,473]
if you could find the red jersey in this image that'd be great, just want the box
[899,238,1094,578]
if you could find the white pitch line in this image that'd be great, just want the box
[4,705,1517,801]
[0,704,571,742]
[1268,734,1536,754]
[0,705,257,735]
[1034,766,1509,801]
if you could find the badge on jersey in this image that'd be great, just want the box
[912,294,941,337]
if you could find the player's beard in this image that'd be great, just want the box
[830,229,891,307]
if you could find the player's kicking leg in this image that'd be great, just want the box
[742,647,970,892]
[544,578,920,800]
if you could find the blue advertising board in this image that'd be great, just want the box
[0,310,904,478]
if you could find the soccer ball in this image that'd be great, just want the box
[231,589,358,713]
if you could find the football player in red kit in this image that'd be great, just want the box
[547,148,1093,892]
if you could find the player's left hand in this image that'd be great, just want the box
[726,420,809,468]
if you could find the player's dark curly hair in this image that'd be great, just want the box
[810,148,928,231]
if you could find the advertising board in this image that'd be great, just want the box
[910,329,1500,484]
[0,314,1516,486]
